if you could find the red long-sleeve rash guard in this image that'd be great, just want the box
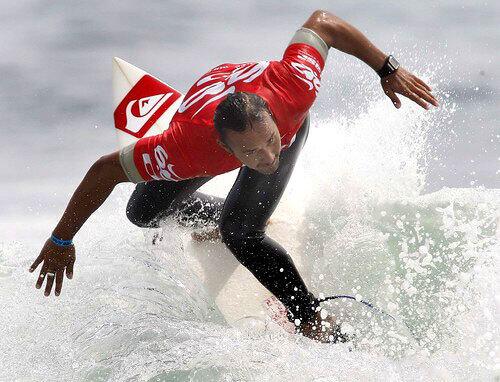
[119,28,329,183]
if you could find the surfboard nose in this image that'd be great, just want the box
[113,57,126,74]
[112,56,184,148]
[113,57,144,79]
[112,57,147,105]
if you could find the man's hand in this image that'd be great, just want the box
[26,152,127,297]
[29,239,75,296]
[381,67,438,110]
[302,10,440,111]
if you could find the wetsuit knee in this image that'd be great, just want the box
[126,197,160,228]
[126,178,216,229]
[219,218,258,262]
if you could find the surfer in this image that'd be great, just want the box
[29,10,438,343]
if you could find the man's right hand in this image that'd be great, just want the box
[29,239,76,297]
[26,152,128,297]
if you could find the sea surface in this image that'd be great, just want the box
[0,1,498,381]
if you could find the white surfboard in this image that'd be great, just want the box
[112,57,285,324]
[112,57,184,147]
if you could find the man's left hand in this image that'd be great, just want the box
[381,67,439,110]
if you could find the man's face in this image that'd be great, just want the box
[220,113,282,174]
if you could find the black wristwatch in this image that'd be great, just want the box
[377,55,400,78]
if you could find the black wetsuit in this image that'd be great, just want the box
[126,115,319,324]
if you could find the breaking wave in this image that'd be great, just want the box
[1,95,498,382]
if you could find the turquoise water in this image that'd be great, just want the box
[1,187,497,380]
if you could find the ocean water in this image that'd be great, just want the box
[0,1,498,381]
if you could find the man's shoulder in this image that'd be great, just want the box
[173,60,274,123]
[209,63,241,72]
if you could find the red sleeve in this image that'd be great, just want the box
[267,43,326,115]
[282,42,325,89]
[132,128,194,182]
[283,43,325,92]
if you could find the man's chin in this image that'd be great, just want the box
[257,163,279,174]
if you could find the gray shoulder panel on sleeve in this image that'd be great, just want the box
[119,143,144,184]
[288,27,329,62]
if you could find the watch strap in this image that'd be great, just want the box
[377,55,399,78]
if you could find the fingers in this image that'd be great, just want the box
[34,254,74,296]
[44,272,56,296]
[413,80,439,106]
[412,75,432,91]
[384,89,401,109]
[55,269,64,296]
[384,68,439,110]
[66,259,74,279]
[36,264,48,289]
[29,253,44,273]
[404,89,429,110]
[412,83,438,107]
[36,267,69,296]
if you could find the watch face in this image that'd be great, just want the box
[388,56,400,70]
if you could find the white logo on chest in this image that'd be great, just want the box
[178,61,269,117]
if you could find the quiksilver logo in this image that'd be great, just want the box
[125,93,173,133]
[114,75,182,139]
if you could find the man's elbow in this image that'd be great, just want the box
[309,10,333,27]
[303,10,342,47]
[90,152,129,185]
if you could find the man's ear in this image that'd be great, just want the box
[217,139,233,154]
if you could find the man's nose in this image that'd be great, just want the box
[260,149,275,165]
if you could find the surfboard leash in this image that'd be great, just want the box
[318,294,397,321]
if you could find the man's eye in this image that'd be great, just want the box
[268,136,274,143]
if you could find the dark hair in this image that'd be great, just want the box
[214,92,271,143]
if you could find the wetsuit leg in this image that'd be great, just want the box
[126,177,224,228]
[219,115,319,324]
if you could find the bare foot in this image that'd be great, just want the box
[298,310,350,343]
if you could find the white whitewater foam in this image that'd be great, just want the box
[1,97,498,381]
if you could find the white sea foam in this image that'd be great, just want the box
[1,90,498,381]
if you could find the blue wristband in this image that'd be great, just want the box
[51,234,73,247]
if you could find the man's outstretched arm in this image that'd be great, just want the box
[29,152,130,296]
[303,10,439,109]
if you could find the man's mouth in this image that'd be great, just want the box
[267,156,279,167]
[260,157,279,173]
